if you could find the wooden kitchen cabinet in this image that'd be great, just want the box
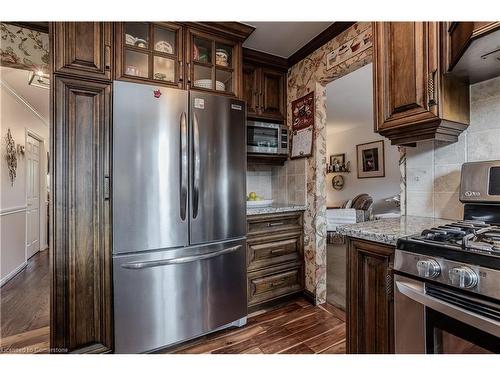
[243,48,287,122]
[446,22,500,83]
[373,22,470,145]
[246,211,304,311]
[115,22,184,88]
[53,22,113,81]
[346,238,394,354]
[186,27,241,96]
[114,22,253,95]
[242,63,260,116]
[51,77,113,353]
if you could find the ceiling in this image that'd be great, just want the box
[0,66,49,124]
[326,63,373,135]
[242,22,333,58]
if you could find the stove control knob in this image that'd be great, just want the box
[448,266,478,289]
[416,259,441,278]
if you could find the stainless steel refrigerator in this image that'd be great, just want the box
[112,81,247,353]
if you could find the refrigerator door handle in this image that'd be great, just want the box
[192,112,200,219]
[180,111,188,221]
[120,245,242,269]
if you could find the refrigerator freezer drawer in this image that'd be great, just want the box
[113,238,247,353]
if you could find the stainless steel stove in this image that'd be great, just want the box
[394,160,500,354]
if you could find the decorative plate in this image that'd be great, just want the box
[332,174,345,190]
[155,41,173,54]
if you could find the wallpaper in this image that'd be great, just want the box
[288,22,381,303]
[0,23,49,73]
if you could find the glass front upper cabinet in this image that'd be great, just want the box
[188,30,238,96]
[120,22,182,87]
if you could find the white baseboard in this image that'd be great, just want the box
[0,261,28,287]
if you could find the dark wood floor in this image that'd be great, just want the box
[0,250,346,354]
[0,250,50,353]
[165,299,346,354]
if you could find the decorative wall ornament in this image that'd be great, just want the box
[6,128,17,185]
[332,174,345,190]
[291,91,314,159]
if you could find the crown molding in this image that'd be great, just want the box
[0,79,49,126]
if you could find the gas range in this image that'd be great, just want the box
[396,220,500,300]
[394,161,500,353]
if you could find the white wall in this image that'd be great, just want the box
[325,64,400,214]
[0,67,49,285]
[406,76,500,219]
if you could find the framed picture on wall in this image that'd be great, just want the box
[356,140,385,178]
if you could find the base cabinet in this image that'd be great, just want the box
[246,212,304,311]
[346,238,394,354]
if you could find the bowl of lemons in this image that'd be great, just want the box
[246,192,273,208]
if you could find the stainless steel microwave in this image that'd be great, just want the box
[247,121,289,155]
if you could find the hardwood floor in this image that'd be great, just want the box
[0,250,50,353]
[166,299,346,354]
[0,250,346,354]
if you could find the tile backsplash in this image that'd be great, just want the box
[246,158,307,205]
[406,76,500,220]
[246,166,272,199]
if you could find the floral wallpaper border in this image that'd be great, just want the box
[287,22,407,304]
[1,23,49,73]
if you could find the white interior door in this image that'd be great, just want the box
[26,134,41,259]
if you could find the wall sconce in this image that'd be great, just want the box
[5,128,17,186]
[17,144,25,155]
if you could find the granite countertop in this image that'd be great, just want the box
[336,215,454,246]
[246,204,306,216]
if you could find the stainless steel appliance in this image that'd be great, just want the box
[394,160,500,354]
[247,120,288,155]
[112,81,247,353]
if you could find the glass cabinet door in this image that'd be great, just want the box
[121,22,182,86]
[189,31,237,96]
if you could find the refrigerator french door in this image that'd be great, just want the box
[112,81,247,353]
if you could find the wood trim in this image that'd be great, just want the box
[243,48,288,71]
[302,289,316,305]
[7,22,49,33]
[288,22,356,67]
[185,22,255,42]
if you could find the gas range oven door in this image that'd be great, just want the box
[394,274,500,354]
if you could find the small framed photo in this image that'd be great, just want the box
[330,153,345,166]
[356,140,385,178]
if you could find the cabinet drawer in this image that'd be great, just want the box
[248,264,303,306]
[247,212,303,236]
[247,236,301,271]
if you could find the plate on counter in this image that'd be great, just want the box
[247,199,274,208]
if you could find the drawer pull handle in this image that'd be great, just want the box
[268,222,284,227]
[270,280,287,288]
[270,248,286,255]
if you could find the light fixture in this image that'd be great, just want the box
[28,70,50,89]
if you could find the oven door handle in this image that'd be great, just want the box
[395,280,500,337]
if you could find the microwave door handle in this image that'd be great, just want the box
[179,112,188,221]
[395,280,500,337]
[192,113,200,219]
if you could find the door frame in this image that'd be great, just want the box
[25,128,46,260]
